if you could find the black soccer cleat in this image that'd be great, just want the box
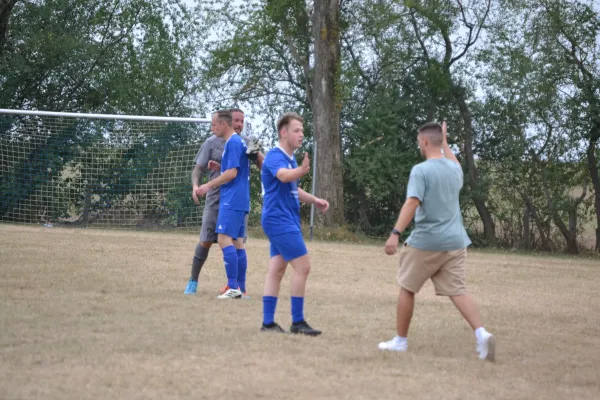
[261,322,287,333]
[290,320,322,336]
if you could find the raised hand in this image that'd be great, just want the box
[442,121,448,146]
[301,152,310,174]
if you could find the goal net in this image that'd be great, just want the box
[0,109,213,231]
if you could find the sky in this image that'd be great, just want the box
[182,0,271,138]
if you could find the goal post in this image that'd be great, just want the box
[0,108,212,231]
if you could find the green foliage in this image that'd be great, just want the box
[1,0,599,252]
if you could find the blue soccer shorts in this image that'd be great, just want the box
[268,231,308,262]
[216,209,247,240]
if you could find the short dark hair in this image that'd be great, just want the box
[228,108,244,114]
[418,122,443,146]
[277,112,303,133]
[214,109,232,126]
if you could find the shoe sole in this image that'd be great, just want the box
[291,330,322,337]
[485,335,496,362]
[261,328,287,334]
[378,345,407,352]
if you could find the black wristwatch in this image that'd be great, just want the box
[391,228,402,237]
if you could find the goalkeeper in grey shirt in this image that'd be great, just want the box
[184,108,264,297]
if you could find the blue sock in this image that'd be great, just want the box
[291,296,304,324]
[263,296,278,325]
[236,249,248,293]
[222,245,238,289]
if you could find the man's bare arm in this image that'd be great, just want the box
[276,167,308,183]
[256,153,264,170]
[442,121,460,166]
[191,165,205,189]
[207,168,237,189]
[298,188,329,213]
[275,153,310,183]
[384,197,420,255]
[298,188,317,204]
[196,168,238,197]
[392,197,421,233]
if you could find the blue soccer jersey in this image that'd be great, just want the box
[220,134,250,212]
[261,147,301,236]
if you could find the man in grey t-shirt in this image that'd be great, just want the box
[184,108,264,297]
[377,121,496,362]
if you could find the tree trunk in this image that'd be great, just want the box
[357,190,372,230]
[541,169,587,254]
[523,196,552,251]
[522,205,530,249]
[312,0,344,227]
[454,86,496,241]
[586,136,600,252]
[0,0,18,56]
[567,210,578,254]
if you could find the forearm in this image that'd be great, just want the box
[277,167,307,183]
[298,188,317,204]
[208,169,237,189]
[393,201,419,233]
[256,153,264,170]
[191,167,205,188]
[442,143,460,165]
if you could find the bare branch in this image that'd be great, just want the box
[409,9,430,64]
[575,177,589,205]
[283,33,313,109]
[64,3,144,108]
[450,0,491,66]
[342,34,374,88]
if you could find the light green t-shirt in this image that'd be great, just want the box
[405,158,472,251]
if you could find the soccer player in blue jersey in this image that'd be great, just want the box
[260,112,329,335]
[196,110,251,299]
[185,108,263,298]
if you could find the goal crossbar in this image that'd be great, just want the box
[0,108,211,123]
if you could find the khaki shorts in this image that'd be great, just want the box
[396,243,468,296]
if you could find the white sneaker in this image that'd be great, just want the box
[378,336,408,352]
[477,332,496,361]
[217,287,242,299]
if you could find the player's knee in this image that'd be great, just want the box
[294,261,311,277]
[199,241,212,249]
[273,267,286,279]
[217,234,233,248]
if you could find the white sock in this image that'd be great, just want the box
[475,327,488,342]
[394,335,408,344]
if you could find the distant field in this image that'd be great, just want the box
[1,225,599,399]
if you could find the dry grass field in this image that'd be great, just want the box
[1,224,600,400]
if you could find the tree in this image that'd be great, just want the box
[0,0,205,225]
[199,0,345,227]
[312,0,344,226]
[405,0,496,241]
[536,0,600,252]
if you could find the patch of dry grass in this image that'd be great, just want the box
[1,224,599,399]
